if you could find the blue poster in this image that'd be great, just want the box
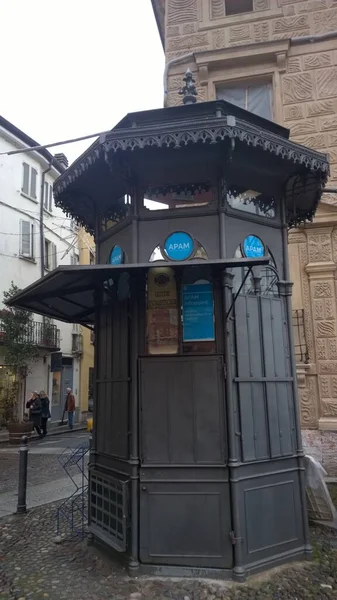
[182,283,215,342]
[242,235,265,258]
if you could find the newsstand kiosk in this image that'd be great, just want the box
[9,72,330,579]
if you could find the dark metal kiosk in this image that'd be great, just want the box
[9,76,329,579]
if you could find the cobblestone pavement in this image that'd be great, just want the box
[1,500,337,600]
[0,434,89,494]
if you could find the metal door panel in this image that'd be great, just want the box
[140,356,225,465]
[139,481,232,568]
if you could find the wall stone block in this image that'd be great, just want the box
[288,119,318,136]
[283,72,314,104]
[307,100,335,117]
[316,68,337,99]
[304,53,332,71]
[284,104,305,120]
[313,8,337,34]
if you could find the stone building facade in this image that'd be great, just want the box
[151,0,337,473]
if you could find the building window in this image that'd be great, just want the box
[44,239,57,270]
[225,0,253,15]
[44,182,53,212]
[70,253,79,266]
[22,163,37,200]
[89,251,95,265]
[19,220,34,259]
[217,82,272,120]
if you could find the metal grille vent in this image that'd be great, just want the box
[89,472,128,552]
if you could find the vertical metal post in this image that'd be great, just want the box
[129,277,139,571]
[222,271,245,581]
[17,435,28,514]
[280,199,311,554]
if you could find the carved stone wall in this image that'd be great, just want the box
[165,0,337,190]
[289,222,337,432]
[162,0,337,441]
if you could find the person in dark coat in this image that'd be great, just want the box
[39,390,51,437]
[26,391,42,438]
[65,388,76,430]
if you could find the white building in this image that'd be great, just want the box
[0,115,81,423]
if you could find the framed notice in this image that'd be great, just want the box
[182,283,215,342]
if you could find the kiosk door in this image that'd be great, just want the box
[139,354,232,569]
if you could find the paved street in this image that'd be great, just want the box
[0,431,89,517]
[1,436,337,598]
[1,504,337,600]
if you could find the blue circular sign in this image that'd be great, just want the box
[164,232,194,261]
[109,245,124,265]
[242,235,265,258]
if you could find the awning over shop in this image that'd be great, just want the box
[6,258,269,325]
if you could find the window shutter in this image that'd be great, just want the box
[31,223,35,257]
[22,163,30,195]
[49,185,53,212]
[20,220,32,257]
[52,243,57,269]
[44,182,48,208]
[30,168,37,199]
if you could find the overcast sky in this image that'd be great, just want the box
[0,0,164,163]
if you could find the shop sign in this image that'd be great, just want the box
[109,245,124,265]
[242,235,265,258]
[164,232,194,261]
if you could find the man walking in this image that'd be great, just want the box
[65,387,76,430]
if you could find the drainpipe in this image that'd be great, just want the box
[163,52,195,107]
[291,30,337,45]
[40,162,53,278]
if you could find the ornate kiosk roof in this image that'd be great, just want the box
[53,99,329,233]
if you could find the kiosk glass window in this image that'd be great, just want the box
[100,195,132,233]
[143,183,214,212]
[146,269,216,356]
[146,268,179,355]
[227,185,276,219]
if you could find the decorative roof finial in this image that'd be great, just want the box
[179,69,197,105]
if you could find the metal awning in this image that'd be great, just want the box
[7,258,269,325]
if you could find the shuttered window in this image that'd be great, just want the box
[22,163,38,200]
[44,182,53,212]
[52,243,57,270]
[19,220,34,258]
[44,239,57,270]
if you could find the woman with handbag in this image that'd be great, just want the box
[26,391,43,438]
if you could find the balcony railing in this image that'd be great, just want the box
[292,309,308,364]
[0,320,60,351]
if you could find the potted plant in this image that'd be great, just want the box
[1,283,39,444]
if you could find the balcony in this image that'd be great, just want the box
[0,320,60,351]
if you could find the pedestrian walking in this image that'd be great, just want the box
[26,391,43,438]
[39,390,51,437]
[65,388,75,430]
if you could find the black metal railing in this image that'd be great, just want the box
[292,309,308,364]
[0,320,60,351]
